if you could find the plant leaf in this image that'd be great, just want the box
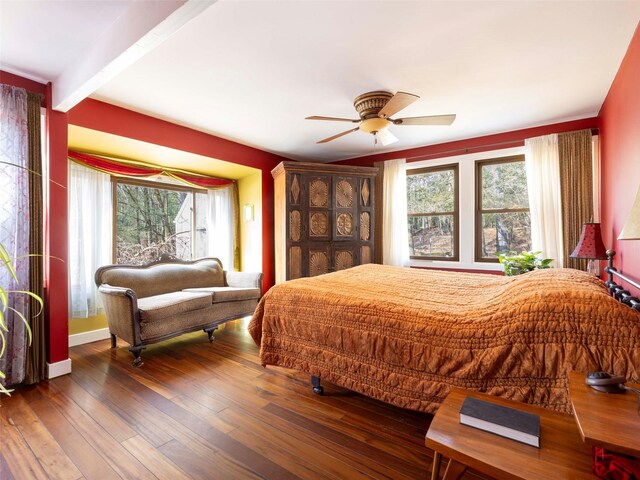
[9,290,44,316]
[15,253,64,263]
[0,243,18,283]
[0,365,13,395]
[0,285,7,311]
[0,327,5,358]
[0,160,66,189]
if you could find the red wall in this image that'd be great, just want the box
[599,24,640,294]
[68,99,287,291]
[45,83,70,364]
[335,117,598,168]
[0,71,46,96]
[0,71,69,365]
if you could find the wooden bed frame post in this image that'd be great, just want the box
[311,376,324,395]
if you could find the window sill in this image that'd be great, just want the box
[409,259,504,273]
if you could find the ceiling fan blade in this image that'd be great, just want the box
[393,114,456,126]
[317,127,360,144]
[376,129,398,146]
[378,92,419,119]
[306,116,360,123]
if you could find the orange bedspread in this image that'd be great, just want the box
[248,264,640,413]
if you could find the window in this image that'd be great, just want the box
[407,164,459,261]
[113,178,208,265]
[475,156,531,262]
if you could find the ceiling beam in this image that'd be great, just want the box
[53,0,215,112]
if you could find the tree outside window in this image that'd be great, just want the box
[114,179,208,265]
[475,156,531,262]
[406,164,459,261]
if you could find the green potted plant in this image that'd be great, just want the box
[0,243,41,395]
[497,250,553,276]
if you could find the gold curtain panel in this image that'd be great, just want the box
[559,129,593,270]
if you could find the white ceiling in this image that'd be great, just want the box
[0,0,135,83]
[2,1,640,163]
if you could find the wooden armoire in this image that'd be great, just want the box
[272,161,379,283]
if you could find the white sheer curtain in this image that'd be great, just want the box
[68,162,112,318]
[525,134,564,267]
[206,185,235,271]
[382,158,410,266]
[0,85,29,386]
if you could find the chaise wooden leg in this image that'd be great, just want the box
[110,334,117,349]
[204,326,218,343]
[311,375,324,395]
[129,346,146,367]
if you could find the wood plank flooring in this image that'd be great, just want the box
[0,318,488,480]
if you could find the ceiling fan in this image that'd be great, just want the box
[306,90,456,146]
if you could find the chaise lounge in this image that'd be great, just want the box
[95,255,263,365]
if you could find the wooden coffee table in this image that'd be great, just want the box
[425,388,594,480]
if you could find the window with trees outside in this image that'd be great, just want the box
[113,178,208,265]
[406,164,459,260]
[475,156,531,262]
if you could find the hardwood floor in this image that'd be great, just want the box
[0,318,487,480]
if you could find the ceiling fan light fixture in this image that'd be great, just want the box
[359,117,390,134]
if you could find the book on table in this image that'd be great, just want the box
[459,397,541,448]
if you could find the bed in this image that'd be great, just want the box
[248,264,640,414]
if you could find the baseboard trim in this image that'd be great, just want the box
[47,358,72,379]
[69,328,110,347]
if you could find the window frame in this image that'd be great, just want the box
[474,155,529,263]
[111,176,207,263]
[406,163,460,262]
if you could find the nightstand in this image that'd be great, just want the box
[425,388,593,480]
[569,370,640,458]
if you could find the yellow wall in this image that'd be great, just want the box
[69,314,108,335]
[238,171,263,272]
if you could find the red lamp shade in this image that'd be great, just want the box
[570,223,608,260]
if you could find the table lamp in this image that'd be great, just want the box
[570,222,608,275]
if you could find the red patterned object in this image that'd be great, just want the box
[571,223,608,259]
[593,446,640,480]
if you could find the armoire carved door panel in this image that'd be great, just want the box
[359,176,375,265]
[306,174,332,242]
[359,211,371,242]
[307,244,331,277]
[360,245,372,264]
[334,245,358,272]
[286,172,304,280]
[333,176,357,241]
